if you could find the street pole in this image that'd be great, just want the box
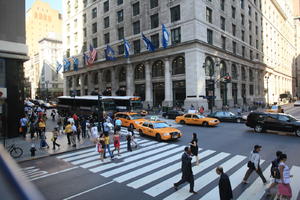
[97,94,102,130]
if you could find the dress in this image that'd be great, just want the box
[190,138,198,156]
[278,162,292,197]
[114,135,120,148]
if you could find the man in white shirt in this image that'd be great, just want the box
[91,124,99,143]
[68,116,75,124]
[71,123,77,147]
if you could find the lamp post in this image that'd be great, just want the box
[97,94,102,131]
[265,75,270,106]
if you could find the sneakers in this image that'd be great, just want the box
[189,190,198,194]
[173,184,178,191]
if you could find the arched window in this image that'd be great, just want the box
[93,72,98,85]
[76,76,80,86]
[249,69,254,82]
[104,70,111,83]
[241,66,246,80]
[152,60,164,77]
[231,64,238,79]
[172,56,185,75]
[219,61,227,77]
[84,74,88,86]
[204,56,214,76]
[134,64,145,80]
[119,67,126,82]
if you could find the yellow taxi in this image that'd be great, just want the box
[114,112,147,129]
[175,114,220,126]
[136,120,182,141]
[265,105,284,113]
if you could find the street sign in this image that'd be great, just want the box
[0,88,7,98]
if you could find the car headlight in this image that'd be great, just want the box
[135,121,140,124]
[209,120,216,123]
[163,133,170,136]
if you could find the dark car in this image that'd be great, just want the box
[246,112,300,136]
[207,111,243,123]
[162,110,184,119]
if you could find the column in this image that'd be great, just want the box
[163,57,173,107]
[72,76,76,94]
[214,59,222,108]
[126,64,135,96]
[88,72,94,94]
[227,61,233,107]
[111,67,118,96]
[237,64,243,105]
[63,75,68,95]
[80,74,85,96]
[97,70,104,95]
[145,61,153,107]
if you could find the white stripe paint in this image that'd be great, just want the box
[22,166,35,170]
[27,171,48,178]
[127,150,215,189]
[144,152,230,197]
[163,155,246,200]
[290,166,300,200]
[236,164,271,200]
[23,168,39,175]
[30,166,79,181]
[88,142,169,173]
[104,146,183,179]
[80,141,158,169]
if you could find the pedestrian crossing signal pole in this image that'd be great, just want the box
[97,95,102,130]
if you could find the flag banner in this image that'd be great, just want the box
[83,53,90,66]
[142,33,155,52]
[72,56,79,71]
[63,58,71,72]
[88,44,97,64]
[162,24,169,48]
[124,39,131,58]
[105,45,116,61]
[56,61,62,74]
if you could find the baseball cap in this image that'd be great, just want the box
[254,145,262,150]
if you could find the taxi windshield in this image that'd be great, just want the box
[271,105,278,110]
[196,115,205,119]
[153,123,169,129]
[130,114,143,119]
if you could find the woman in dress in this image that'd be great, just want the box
[277,153,293,200]
[112,131,121,156]
[189,133,199,166]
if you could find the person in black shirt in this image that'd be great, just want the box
[216,166,233,200]
[189,133,199,165]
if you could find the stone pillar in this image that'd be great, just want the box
[63,75,68,95]
[97,70,104,95]
[80,74,85,96]
[145,61,153,107]
[214,59,222,108]
[237,64,243,105]
[227,61,233,107]
[111,67,118,96]
[126,64,135,96]
[163,57,173,107]
[72,76,76,93]
[88,72,94,94]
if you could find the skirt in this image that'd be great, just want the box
[278,183,292,197]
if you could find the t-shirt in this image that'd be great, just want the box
[104,136,110,145]
[72,124,77,132]
[64,124,72,133]
[68,118,75,124]
[115,119,122,126]
[20,118,28,127]
[91,126,98,138]
[38,121,46,128]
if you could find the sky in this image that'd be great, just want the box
[26,0,62,12]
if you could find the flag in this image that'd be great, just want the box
[142,33,155,52]
[105,45,116,61]
[72,56,79,71]
[123,39,131,58]
[63,58,70,72]
[56,61,62,74]
[83,53,90,66]
[88,44,97,65]
[162,24,169,48]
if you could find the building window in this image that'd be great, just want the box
[152,60,164,77]
[133,40,140,53]
[83,42,87,52]
[92,22,97,33]
[256,40,258,49]
[133,21,140,35]
[172,56,185,75]
[249,69,254,81]
[205,56,214,76]
[74,19,78,28]
[232,6,236,18]
[206,7,212,23]
[240,0,244,9]
[249,85,254,95]
[103,1,109,13]
[135,64,145,80]
[104,33,110,44]
[83,13,86,23]
[104,70,111,83]
[119,67,126,82]
[118,27,124,40]
[221,36,226,50]
[248,5,252,16]
[67,36,70,45]
[117,10,123,22]
[220,16,225,31]
[241,30,245,41]
[255,12,258,21]
[241,14,244,25]
[256,53,259,59]
[232,41,236,54]
[94,72,98,84]
[83,0,87,8]
[151,34,159,48]
[170,5,180,22]
[255,26,258,35]
[150,0,158,9]
[117,0,123,5]
[241,66,246,80]
[250,50,253,60]
[207,29,213,45]
[249,20,252,31]
[83,28,87,38]
[92,7,97,18]
[249,35,252,45]
[220,0,225,11]
[118,44,124,55]
[66,49,70,57]
[232,24,236,36]
[231,64,238,79]
[220,61,227,77]
[242,46,245,57]
[171,27,181,44]
[132,2,140,16]
[104,16,109,28]
[93,37,98,47]
[150,13,159,29]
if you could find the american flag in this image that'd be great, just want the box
[88,44,97,65]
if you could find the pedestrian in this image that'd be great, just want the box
[216,166,233,200]
[29,119,36,139]
[81,117,87,138]
[189,133,199,166]
[199,106,204,115]
[51,109,56,121]
[266,151,283,196]
[71,122,77,147]
[77,124,81,141]
[51,127,60,150]
[20,116,28,138]
[64,122,72,145]
[242,145,267,184]
[277,154,293,200]
[103,121,110,135]
[112,131,120,156]
[40,130,49,149]
[173,147,197,194]
[126,134,132,152]
[103,133,114,159]
[91,123,99,144]
[38,119,46,138]
[114,118,122,134]
[57,114,63,134]
[97,134,105,162]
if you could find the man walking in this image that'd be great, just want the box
[173,147,197,194]
[242,145,267,184]
[216,166,233,200]
[265,151,283,196]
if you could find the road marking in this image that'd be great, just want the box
[62,180,114,200]
[30,166,79,181]
[290,166,300,200]
[144,152,230,197]
[127,150,215,189]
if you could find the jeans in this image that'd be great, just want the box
[103,144,113,158]
[243,166,267,183]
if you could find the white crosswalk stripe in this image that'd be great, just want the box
[21,166,48,179]
[56,139,300,200]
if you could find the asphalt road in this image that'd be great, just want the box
[18,106,300,200]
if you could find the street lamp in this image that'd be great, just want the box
[265,75,270,106]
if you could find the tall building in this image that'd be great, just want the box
[24,0,62,99]
[293,0,300,97]
[62,0,294,109]
[0,0,28,137]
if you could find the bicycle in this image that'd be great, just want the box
[6,144,23,158]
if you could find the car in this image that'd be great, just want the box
[162,110,184,119]
[42,102,52,109]
[265,105,284,113]
[246,112,300,136]
[49,101,57,108]
[175,114,220,126]
[114,112,147,129]
[294,100,300,107]
[24,100,35,107]
[137,120,182,141]
[207,111,244,123]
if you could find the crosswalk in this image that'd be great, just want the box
[21,166,48,180]
[56,138,300,200]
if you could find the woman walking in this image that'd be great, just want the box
[189,133,199,165]
[112,132,121,156]
[52,127,60,150]
[97,134,105,161]
[277,154,293,200]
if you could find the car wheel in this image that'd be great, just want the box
[139,129,144,136]
[295,129,300,137]
[180,120,185,124]
[254,125,263,133]
[156,133,161,141]
[236,118,241,123]
[202,122,209,127]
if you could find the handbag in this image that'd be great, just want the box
[19,127,23,133]
[247,161,255,169]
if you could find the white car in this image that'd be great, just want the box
[294,100,300,107]
[24,101,34,107]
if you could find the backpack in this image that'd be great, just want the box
[270,159,280,179]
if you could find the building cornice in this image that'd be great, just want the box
[270,0,287,20]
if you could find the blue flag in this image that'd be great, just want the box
[63,58,70,72]
[123,39,131,58]
[105,45,116,61]
[72,56,79,71]
[56,61,62,74]
[83,53,90,66]
[142,33,155,52]
[162,24,169,48]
